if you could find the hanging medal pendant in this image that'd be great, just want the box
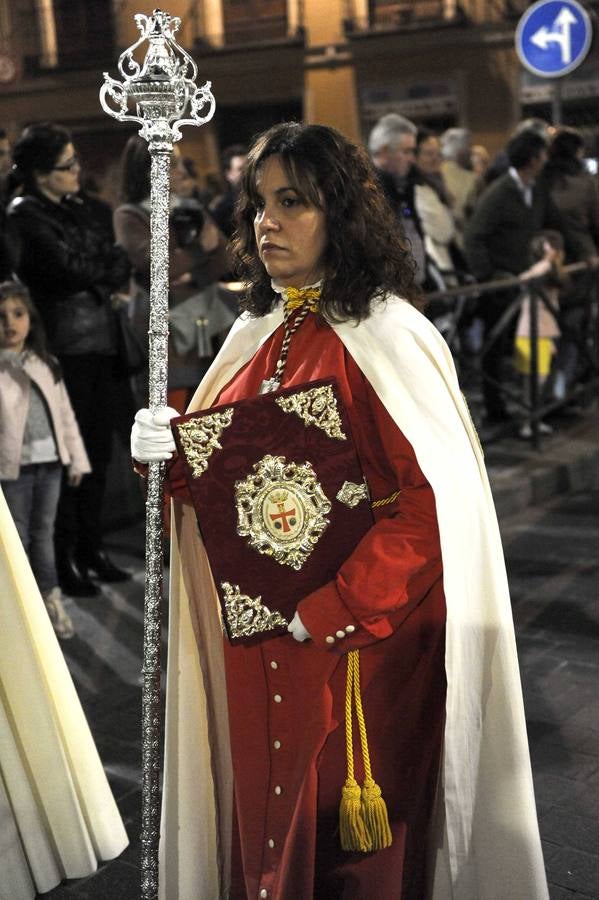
[259,377,281,395]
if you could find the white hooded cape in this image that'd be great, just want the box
[160,295,548,900]
[0,488,128,899]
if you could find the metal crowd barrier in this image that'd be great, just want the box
[424,261,599,450]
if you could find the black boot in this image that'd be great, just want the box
[56,550,99,598]
[76,549,131,583]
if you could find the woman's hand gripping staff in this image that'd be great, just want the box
[131,407,179,463]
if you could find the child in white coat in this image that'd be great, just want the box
[0,281,90,638]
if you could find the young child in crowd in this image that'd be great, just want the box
[0,281,90,638]
[515,230,565,439]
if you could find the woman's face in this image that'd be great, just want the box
[253,154,327,289]
[471,145,489,176]
[0,297,30,353]
[36,141,80,202]
[416,136,442,176]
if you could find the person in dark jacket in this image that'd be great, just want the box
[7,122,132,596]
[368,114,426,286]
[210,143,247,239]
[464,128,582,422]
[114,134,233,412]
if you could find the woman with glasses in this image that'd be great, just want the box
[7,122,132,598]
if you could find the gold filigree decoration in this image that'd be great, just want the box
[275,385,346,441]
[220,581,288,638]
[336,479,370,508]
[235,454,331,570]
[175,408,234,478]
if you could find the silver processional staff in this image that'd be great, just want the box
[99,10,215,899]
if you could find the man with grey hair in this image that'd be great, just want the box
[368,113,426,283]
[368,113,417,179]
[440,127,477,244]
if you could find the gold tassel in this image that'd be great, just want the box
[340,650,393,853]
[351,652,393,850]
[340,777,371,852]
[339,651,370,851]
[361,778,393,850]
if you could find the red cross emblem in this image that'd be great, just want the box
[270,501,297,533]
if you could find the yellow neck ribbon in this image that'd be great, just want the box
[283,286,321,314]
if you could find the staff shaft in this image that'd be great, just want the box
[99,12,216,897]
[141,148,171,900]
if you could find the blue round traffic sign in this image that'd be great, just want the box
[516,0,592,78]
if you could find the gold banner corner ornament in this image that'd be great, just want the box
[221,581,288,638]
[275,384,347,440]
[176,407,234,478]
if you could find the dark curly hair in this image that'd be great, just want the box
[231,122,420,321]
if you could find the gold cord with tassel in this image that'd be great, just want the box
[259,286,320,394]
[340,650,371,851]
[339,650,393,852]
[277,283,394,852]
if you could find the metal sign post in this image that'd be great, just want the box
[99,10,215,898]
[515,0,593,125]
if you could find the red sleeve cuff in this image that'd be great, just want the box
[297,581,391,652]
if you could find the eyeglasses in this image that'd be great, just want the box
[53,155,80,172]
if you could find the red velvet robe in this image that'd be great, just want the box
[168,312,446,900]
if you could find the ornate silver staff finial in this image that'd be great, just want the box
[100,11,216,900]
[100,7,215,149]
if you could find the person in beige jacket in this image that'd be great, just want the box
[440,128,477,247]
[0,281,90,638]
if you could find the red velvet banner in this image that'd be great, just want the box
[172,378,373,644]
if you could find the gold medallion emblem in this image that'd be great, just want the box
[235,454,331,570]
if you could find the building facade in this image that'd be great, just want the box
[0,0,598,194]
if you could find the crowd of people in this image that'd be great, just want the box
[367,113,599,433]
[0,113,597,635]
[0,122,244,640]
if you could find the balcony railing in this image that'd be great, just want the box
[344,0,547,32]
[344,0,464,34]
[223,14,293,46]
[371,1,454,27]
[185,0,304,51]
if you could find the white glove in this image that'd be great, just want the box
[288,610,311,642]
[131,407,178,462]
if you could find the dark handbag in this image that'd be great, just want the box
[113,301,148,377]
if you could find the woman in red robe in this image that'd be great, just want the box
[132,123,548,900]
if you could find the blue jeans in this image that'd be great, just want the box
[2,462,62,594]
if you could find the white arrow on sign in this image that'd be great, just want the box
[531,6,577,64]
